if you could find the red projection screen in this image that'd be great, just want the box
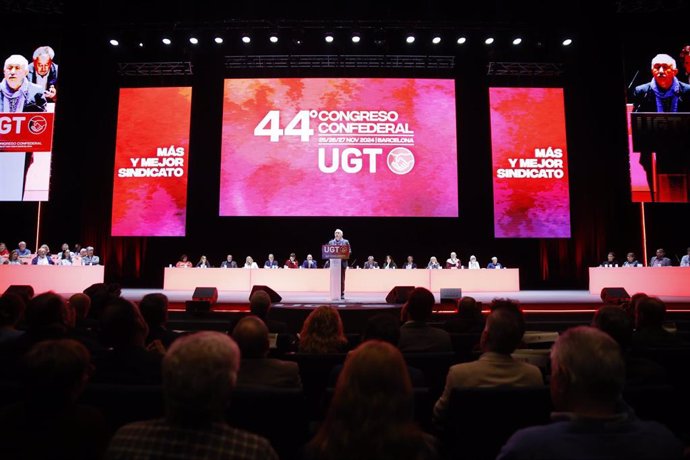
[111,87,192,236]
[489,87,571,238]
[219,78,458,217]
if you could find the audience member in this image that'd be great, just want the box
[232,316,302,389]
[221,254,237,268]
[83,282,119,320]
[632,296,688,348]
[497,327,683,460]
[444,296,484,334]
[175,254,192,268]
[399,287,452,353]
[298,306,348,354]
[446,251,461,269]
[105,331,278,459]
[467,255,480,269]
[306,340,437,460]
[403,255,417,269]
[592,305,667,385]
[248,289,286,333]
[0,340,108,460]
[91,297,163,384]
[649,248,671,267]
[433,303,542,425]
[139,293,181,349]
[0,293,25,344]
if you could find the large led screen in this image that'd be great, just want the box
[625,48,690,203]
[111,87,192,236]
[220,78,458,217]
[490,87,571,238]
[0,44,59,201]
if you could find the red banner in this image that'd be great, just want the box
[0,112,55,152]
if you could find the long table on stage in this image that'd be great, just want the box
[0,265,105,294]
[589,267,690,297]
[163,267,520,293]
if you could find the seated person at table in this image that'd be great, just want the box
[196,255,211,268]
[0,242,8,257]
[427,256,441,269]
[649,248,671,267]
[284,252,299,269]
[244,256,258,269]
[467,255,480,269]
[433,303,543,425]
[600,251,619,267]
[57,243,73,260]
[59,249,72,265]
[31,247,53,265]
[680,247,690,267]
[82,246,99,266]
[16,241,31,256]
[399,287,452,353]
[264,253,279,269]
[39,244,51,256]
[363,255,379,269]
[403,255,417,269]
[382,255,396,269]
[623,252,642,267]
[302,254,318,268]
[487,256,503,269]
[4,250,22,265]
[446,251,461,269]
[175,254,192,268]
[232,316,301,389]
[221,254,237,268]
[497,327,683,460]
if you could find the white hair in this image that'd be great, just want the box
[334,228,343,235]
[651,54,676,68]
[4,54,28,70]
[32,46,55,60]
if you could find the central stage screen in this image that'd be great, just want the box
[219,78,458,217]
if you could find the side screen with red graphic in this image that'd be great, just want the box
[219,78,458,217]
[111,87,192,236]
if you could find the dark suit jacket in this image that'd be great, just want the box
[398,321,453,353]
[632,80,690,112]
[236,358,302,389]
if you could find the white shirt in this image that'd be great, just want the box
[244,262,259,269]
[468,260,480,269]
[35,256,50,265]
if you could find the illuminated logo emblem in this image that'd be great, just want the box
[28,116,48,135]
[386,147,415,175]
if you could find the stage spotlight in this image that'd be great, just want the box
[138,42,144,47]
[162,37,172,45]
[109,39,119,46]
[512,37,522,45]
[269,34,279,43]
[484,37,494,45]
[562,38,573,46]
[325,34,334,43]
[352,33,361,43]
[189,37,199,45]
[432,36,441,44]
[214,36,224,44]
[406,35,415,44]
[242,35,251,44]
[457,36,467,45]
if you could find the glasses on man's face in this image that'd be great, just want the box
[653,64,674,72]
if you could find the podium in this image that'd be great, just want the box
[322,244,350,300]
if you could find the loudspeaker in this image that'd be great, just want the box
[249,285,282,303]
[440,288,463,303]
[385,286,415,304]
[600,287,630,305]
[185,300,211,315]
[192,287,218,305]
[3,285,35,303]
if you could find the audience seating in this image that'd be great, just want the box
[442,386,552,460]
[449,332,481,362]
[79,384,164,434]
[282,353,348,417]
[402,352,457,400]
